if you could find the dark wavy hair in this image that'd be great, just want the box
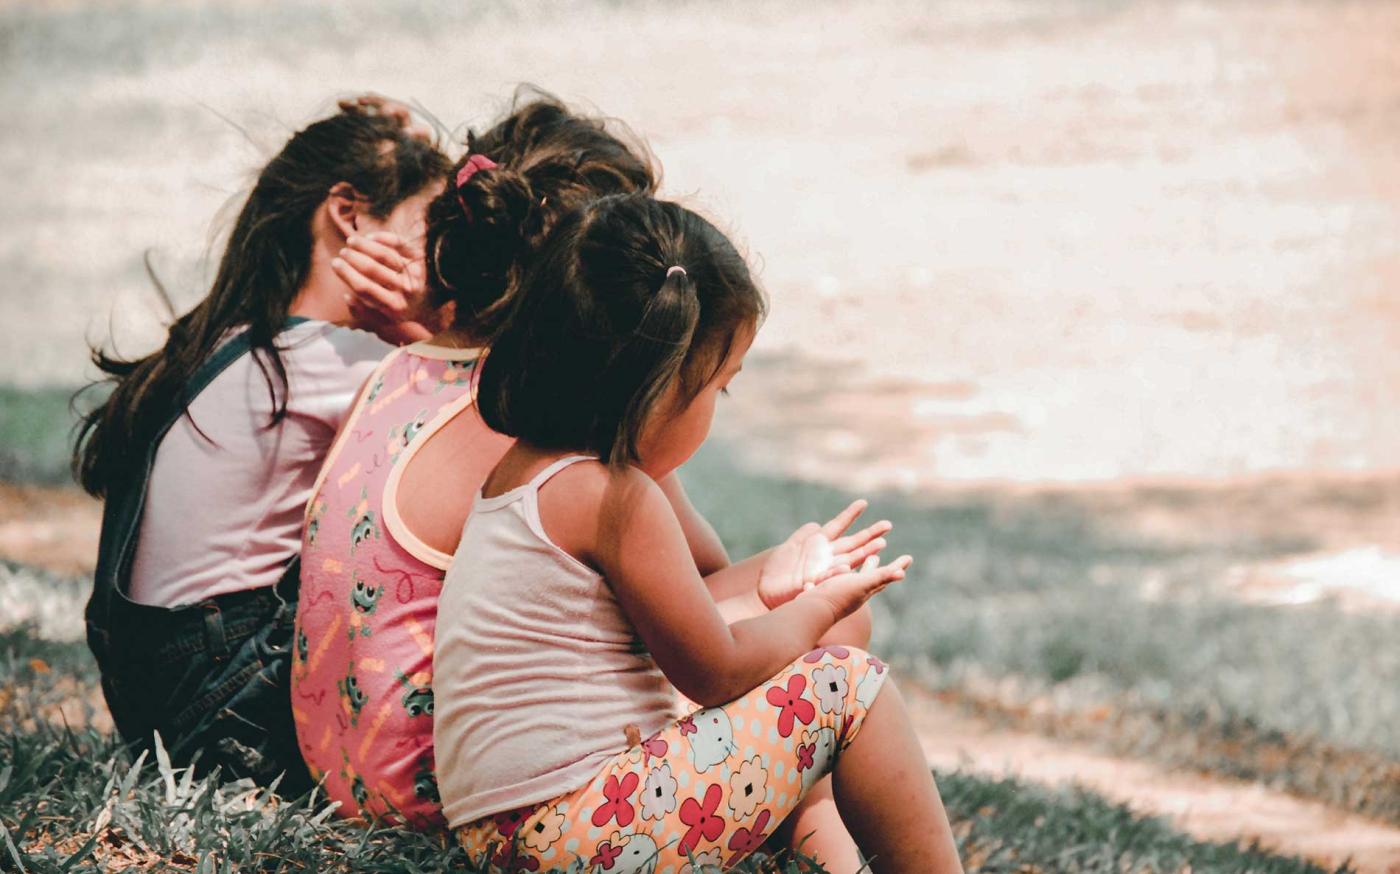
[424,88,658,339]
[73,106,450,497]
[476,194,766,467]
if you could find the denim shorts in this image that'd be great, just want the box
[90,569,313,796]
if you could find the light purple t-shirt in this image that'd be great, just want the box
[128,320,390,607]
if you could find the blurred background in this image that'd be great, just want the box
[1,1,1397,871]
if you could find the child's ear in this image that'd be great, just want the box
[325,182,362,242]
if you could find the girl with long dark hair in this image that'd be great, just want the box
[74,97,450,792]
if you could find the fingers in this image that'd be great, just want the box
[362,231,424,261]
[819,499,868,540]
[333,257,409,321]
[340,244,413,299]
[830,519,892,555]
[837,536,887,571]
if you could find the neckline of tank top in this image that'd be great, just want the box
[405,339,487,361]
[474,454,600,509]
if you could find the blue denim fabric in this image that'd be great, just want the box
[85,318,312,795]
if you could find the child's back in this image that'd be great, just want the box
[434,455,675,825]
[293,342,509,827]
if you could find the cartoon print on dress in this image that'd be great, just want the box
[385,408,429,464]
[639,761,679,821]
[306,497,326,545]
[365,372,386,404]
[795,726,837,794]
[685,707,737,773]
[347,487,379,554]
[412,761,440,803]
[590,832,659,874]
[396,670,434,717]
[347,574,381,640]
[338,661,368,725]
[810,661,849,715]
[520,806,567,854]
[295,627,308,664]
[436,359,476,391]
[855,655,887,710]
[726,755,768,820]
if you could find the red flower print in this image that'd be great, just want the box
[491,842,540,872]
[493,806,531,837]
[796,742,816,772]
[867,654,887,674]
[589,839,622,869]
[678,783,726,855]
[803,645,850,663]
[726,809,774,866]
[678,715,697,737]
[642,734,669,761]
[590,772,640,828]
[764,675,816,737]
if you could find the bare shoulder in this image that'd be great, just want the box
[537,461,668,569]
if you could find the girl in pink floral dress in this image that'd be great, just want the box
[291,94,657,827]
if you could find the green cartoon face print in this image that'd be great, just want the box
[386,409,429,464]
[338,665,368,724]
[436,359,475,392]
[348,576,381,640]
[306,498,326,545]
[365,373,386,404]
[413,764,439,803]
[295,628,309,663]
[402,685,433,718]
[346,487,379,554]
[396,671,433,718]
[351,775,369,807]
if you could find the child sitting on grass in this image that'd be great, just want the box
[433,193,964,873]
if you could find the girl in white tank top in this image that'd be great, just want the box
[434,195,964,874]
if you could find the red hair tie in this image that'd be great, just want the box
[455,153,498,219]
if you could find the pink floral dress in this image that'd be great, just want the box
[291,342,509,828]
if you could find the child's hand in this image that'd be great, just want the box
[799,553,911,623]
[334,232,441,335]
[756,500,893,609]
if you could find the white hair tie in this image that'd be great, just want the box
[666,265,687,278]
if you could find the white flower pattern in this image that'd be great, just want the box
[811,663,849,714]
[726,755,768,820]
[639,761,679,821]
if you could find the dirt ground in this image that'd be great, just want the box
[902,684,1400,873]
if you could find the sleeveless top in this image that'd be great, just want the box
[433,456,678,828]
[291,341,510,828]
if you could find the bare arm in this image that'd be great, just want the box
[550,466,907,707]
[656,472,730,575]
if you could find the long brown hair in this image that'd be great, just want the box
[73,107,450,498]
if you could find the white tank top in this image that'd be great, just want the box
[433,456,676,827]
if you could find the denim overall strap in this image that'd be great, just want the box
[84,317,310,669]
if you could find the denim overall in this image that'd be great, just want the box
[85,319,313,796]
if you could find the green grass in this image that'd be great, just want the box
[0,385,82,486]
[680,442,1400,820]
[0,625,1347,874]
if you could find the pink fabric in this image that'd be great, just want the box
[291,344,486,828]
[128,320,390,607]
[433,456,679,828]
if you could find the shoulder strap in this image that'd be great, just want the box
[525,454,598,493]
